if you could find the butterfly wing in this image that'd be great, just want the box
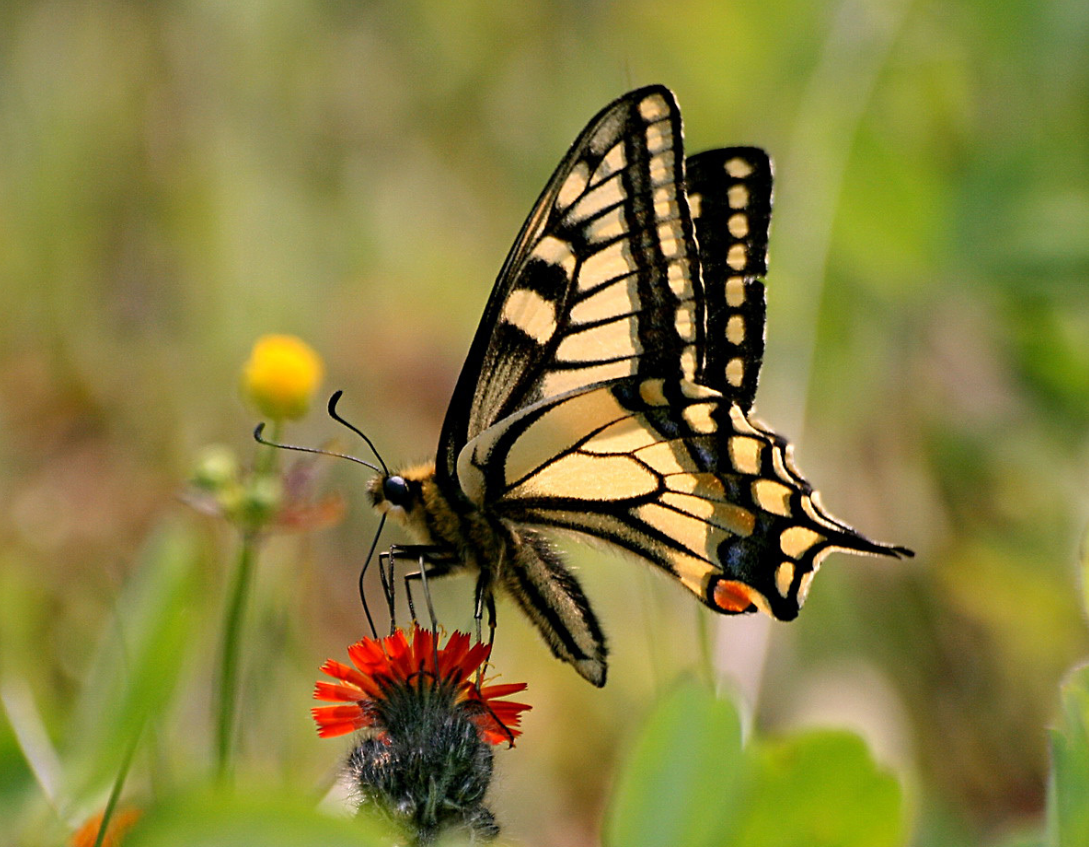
[458,376,911,622]
[435,85,705,504]
[687,147,772,409]
[439,86,909,634]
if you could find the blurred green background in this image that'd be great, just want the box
[1,0,1088,844]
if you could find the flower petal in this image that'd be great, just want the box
[319,658,370,690]
[311,625,531,746]
[311,704,371,737]
[313,681,366,703]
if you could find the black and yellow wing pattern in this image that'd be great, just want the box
[435,85,908,621]
[373,86,910,684]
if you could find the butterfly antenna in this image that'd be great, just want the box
[327,390,388,474]
[252,423,381,473]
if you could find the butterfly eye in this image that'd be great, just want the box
[382,475,412,509]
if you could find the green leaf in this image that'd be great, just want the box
[726,731,904,847]
[69,520,204,788]
[603,680,746,847]
[1048,664,1089,847]
[125,787,395,847]
[1080,527,1089,624]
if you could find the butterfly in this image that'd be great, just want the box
[367,85,912,686]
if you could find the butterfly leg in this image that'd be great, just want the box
[394,545,457,632]
[376,549,397,633]
[472,574,498,688]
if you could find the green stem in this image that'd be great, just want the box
[92,723,141,847]
[215,420,281,780]
[216,529,258,781]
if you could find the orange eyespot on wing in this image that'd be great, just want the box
[712,579,762,613]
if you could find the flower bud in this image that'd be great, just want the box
[191,444,240,492]
[242,335,324,420]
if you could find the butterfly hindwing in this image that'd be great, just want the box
[457,373,907,621]
[687,147,773,409]
[436,86,705,501]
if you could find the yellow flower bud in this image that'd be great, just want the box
[242,335,324,420]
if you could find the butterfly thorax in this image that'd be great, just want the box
[367,461,509,577]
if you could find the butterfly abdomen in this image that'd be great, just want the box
[498,529,608,686]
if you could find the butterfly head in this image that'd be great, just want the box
[366,462,437,536]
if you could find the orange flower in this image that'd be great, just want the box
[312,626,530,746]
[71,808,141,847]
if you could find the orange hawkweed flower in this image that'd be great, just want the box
[70,808,141,847]
[312,626,530,746]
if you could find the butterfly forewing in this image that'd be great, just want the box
[687,147,772,409]
[436,86,706,498]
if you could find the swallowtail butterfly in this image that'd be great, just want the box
[368,85,912,686]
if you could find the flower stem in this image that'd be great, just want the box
[93,723,141,847]
[215,529,258,781]
[215,421,280,780]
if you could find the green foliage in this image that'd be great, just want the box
[733,732,903,847]
[1048,665,1089,847]
[605,683,904,847]
[604,681,746,847]
[124,787,393,847]
[69,521,203,778]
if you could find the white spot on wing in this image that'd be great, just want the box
[501,289,556,344]
[726,315,745,345]
[531,235,576,277]
[658,220,685,258]
[682,402,716,434]
[639,94,669,121]
[556,161,590,210]
[681,345,697,380]
[725,157,754,178]
[586,205,627,244]
[646,121,672,154]
[675,301,696,341]
[780,525,826,559]
[648,150,675,186]
[510,451,659,502]
[568,177,625,223]
[555,317,640,361]
[654,184,676,204]
[728,436,763,474]
[593,143,626,184]
[775,561,795,597]
[570,276,639,324]
[726,357,744,386]
[578,240,634,290]
[639,378,668,406]
[725,277,745,306]
[541,359,633,397]
[752,478,793,516]
[667,261,691,297]
[728,184,749,209]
